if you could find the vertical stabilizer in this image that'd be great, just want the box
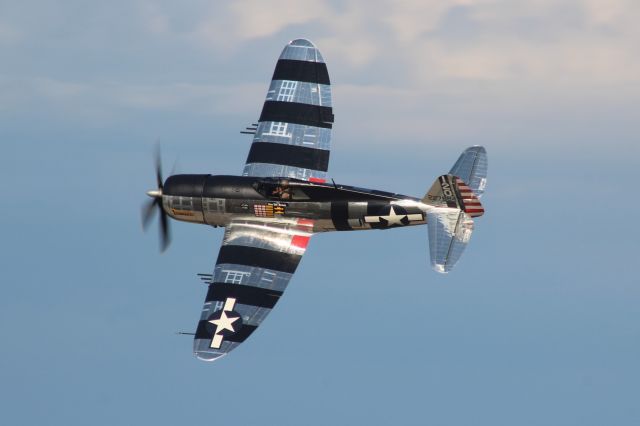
[422,146,487,273]
[422,175,484,218]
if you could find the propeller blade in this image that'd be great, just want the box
[141,198,158,230]
[154,144,163,189]
[144,143,172,252]
[159,209,171,252]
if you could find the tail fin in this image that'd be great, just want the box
[423,175,480,273]
[422,146,487,273]
[422,175,484,218]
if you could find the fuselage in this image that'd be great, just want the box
[161,174,431,232]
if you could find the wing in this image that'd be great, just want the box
[243,38,333,182]
[193,218,314,361]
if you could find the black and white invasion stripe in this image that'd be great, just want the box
[193,220,312,361]
[243,39,332,182]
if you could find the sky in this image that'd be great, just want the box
[1,1,639,425]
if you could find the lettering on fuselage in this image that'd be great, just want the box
[441,181,453,198]
[427,194,456,203]
[253,202,287,218]
[427,176,457,204]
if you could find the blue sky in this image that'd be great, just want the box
[1,1,639,425]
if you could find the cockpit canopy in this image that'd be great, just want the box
[252,177,311,201]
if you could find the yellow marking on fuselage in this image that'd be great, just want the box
[172,209,194,216]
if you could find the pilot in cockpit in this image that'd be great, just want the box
[271,179,291,200]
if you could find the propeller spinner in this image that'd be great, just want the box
[141,147,171,252]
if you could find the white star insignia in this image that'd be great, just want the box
[379,206,407,226]
[209,310,240,334]
[208,297,241,349]
[364,206,423,227]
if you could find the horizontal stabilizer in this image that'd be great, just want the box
[427,210,474,273]
[449,146,487,197]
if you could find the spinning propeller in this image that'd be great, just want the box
[142,147,171,252]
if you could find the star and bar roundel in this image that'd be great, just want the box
[364,204,424,229]
[205,298,244,349]
[194,219,313,360]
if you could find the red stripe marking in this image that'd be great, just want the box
[297,218,314,227]
[465,209,484,213]
[309,177,326,183]
[291,235,310,249]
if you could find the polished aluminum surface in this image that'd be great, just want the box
[427,210,474,273]
[449,145,488,197]
[243,39,332,181]
[194,219,313,361]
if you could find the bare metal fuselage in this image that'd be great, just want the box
[161,174,430,232]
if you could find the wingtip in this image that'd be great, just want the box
[288,38,315,47]
[466,145,486,154]
[279,38,325,63]
[194,351,227,362]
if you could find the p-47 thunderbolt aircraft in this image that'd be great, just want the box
[142,39,488,362]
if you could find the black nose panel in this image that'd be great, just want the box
[203,175,264,199]
[163,174,207,197]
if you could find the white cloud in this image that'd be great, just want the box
[228,0,330,39]
[2,0,638,155]
[582,0,630,26]
[164,0,640,85]
[0,76,266,128]
[187,0,331,50]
